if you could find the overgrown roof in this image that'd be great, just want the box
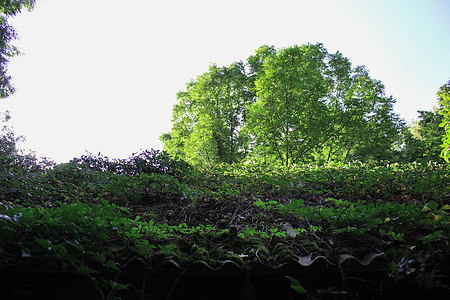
[1,151,449,298]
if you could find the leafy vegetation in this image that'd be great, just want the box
[402,109,444,162]
[438,82,450,162]
[162,43,405,167]
[1,3,449,298]
[0,0,36,99]
[1,138,449,298]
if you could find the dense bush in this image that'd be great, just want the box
[78,149,192,178]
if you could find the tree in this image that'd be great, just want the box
[342,93,405,163]
[161,62,253,167]
[0,0,36,98]
[247,44,330,166]
[402,108,444,162]
[247,43,403,166]
[0,110,40,173]
[437,81,450,162]
[319,60,404,163]
[163,43,404,167]
[0,110,18,156]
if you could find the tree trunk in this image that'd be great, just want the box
[343,142,354,163]
[326,142,334,163]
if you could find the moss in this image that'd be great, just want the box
[191,244,210,260]
[226,252,245,265]
[144,211,159,220]
[154,243,181,260]
[273,243,297,262]
[300,239,321,253]
[247,242,271,264]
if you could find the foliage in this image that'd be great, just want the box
[195,160,449,201]
[0,0,36,16]
[161,62,253,167]
[1,110,19,157]
[163,43,404,167]
[0,144,449,297]
[1,111,54,204]
[0,0,36,98]
[248,44,404,165]
[437,81,450,162]
[285,276,307,295]
[247,44,330,165]
[401,82,450,163]
[402,108,444,162]
[78,149,192,178]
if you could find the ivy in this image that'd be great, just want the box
[0,152,449,297]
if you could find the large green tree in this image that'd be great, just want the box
[247,44,403,165]
[0,0,36,99]
[315,58,404,163]
[246,44,330,166]
[161,62,253,167]
[163,43,403,167]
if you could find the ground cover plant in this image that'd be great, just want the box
[1,149,449,299]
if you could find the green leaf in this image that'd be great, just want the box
[105,260,120,271]
[427,201,439,210]
[78,265,96,275]
[96,253,106,264]
[285,275,307,294]
[35,238,51,250]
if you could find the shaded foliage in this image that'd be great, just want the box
[78,149,192,178]
[0,152,449,298]
[0,0,36,98]
[402,108,444,162]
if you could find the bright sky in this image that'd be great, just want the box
[1,0,449,163]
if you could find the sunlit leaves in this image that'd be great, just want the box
[164,43,404,167]
[248,44,330,166]
[162,62,252,167]
[437,82,450,162]
[247,43,403,165]
[403,109,444,162]
[0,0,36,16]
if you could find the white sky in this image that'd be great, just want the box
[1,0,449,163]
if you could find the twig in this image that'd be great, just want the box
[166,268,187,300]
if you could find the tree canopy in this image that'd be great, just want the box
[161,62,253,167]
[400,82,450,163]
[437,82,450,162]
[402,109,444,162]
[162,43,404,167]
[0,0,36,99]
